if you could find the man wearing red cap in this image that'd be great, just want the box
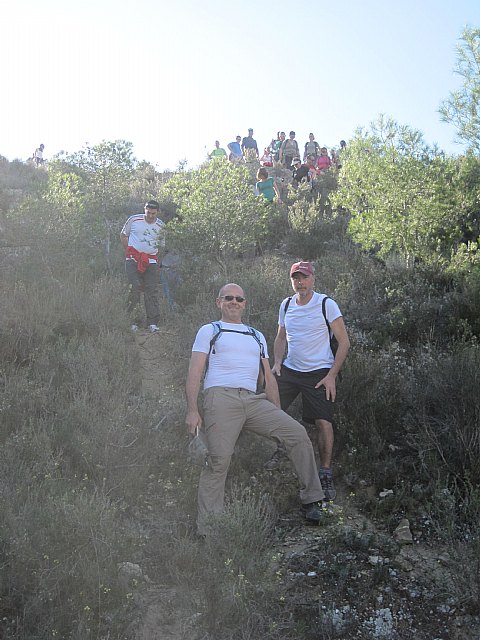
[269,261,350,501]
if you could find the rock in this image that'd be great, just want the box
[118,561,145,588]
[392,555,414,571]
[394,518,413,544]
[379,489,394,498]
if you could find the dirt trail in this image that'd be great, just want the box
[134,329,179,397]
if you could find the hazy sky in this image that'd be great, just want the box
[0,0,478,170]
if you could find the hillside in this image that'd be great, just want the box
[0,149,479,639]
[131,327,479,640]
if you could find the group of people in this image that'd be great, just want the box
[209,129,346,172]
[210,130,346,202]
[186,262,350,535]
[120,202,351,534]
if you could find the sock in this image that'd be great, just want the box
[319,467,332,476]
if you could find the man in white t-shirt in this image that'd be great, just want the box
[33,143,45,167]
[185,283,325,535]
[120,200,165,332]
[269,262,350,502]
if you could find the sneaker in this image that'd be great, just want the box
[131,324,139,332]
[264,445,288,470]
[319,473,336,501]
[302,502,323,524]
[148,324,160,333]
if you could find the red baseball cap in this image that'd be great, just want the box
[290,261,314,277]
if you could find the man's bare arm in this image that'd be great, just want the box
[120,233,129,253]
[262,360,281,408]
[272,325,287,375]
[185,351,208,434]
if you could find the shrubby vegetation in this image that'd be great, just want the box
[1,28,479,638]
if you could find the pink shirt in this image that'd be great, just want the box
[316,155,332,172]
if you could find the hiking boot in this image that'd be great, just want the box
[131,324,139,332]
[264,446,288,470]
[319,473,336,501]
[148,324,160,333]
[302,502,323,524]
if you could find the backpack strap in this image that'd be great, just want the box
[205,322,266,376]
[322,296,339,360]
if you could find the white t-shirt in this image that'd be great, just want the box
[121,214,165,261]
[278,292,342,372]
[192,321,268,392]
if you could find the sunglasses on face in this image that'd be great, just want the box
[220,295,246,302]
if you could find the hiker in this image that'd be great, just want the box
[33,144,45,167]
[260,147,273,167]
[120,200,165,332]
[279,131,299,169]
[316,147,332,173]
[227,136,243,163]
[273,131,286,162]
[256,167,281,203]
[185,283,326,535]
[291,157,311,188]
[241,128,259,158]
[209,140,227,160]
[336,139,347,169]
[305,154,318,182]
[266,261,350,504]
[303,133,320,161]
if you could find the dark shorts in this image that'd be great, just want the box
[275,365,334,424]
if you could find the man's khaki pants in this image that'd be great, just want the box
[197,387,324,534]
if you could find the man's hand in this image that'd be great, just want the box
[315,372,337,402]
[185,410,202,435]
[271,363,282,376]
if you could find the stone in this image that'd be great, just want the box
[394,518,413,544]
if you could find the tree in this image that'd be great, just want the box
[160,160,272,278]
[58,140,137,263]
[332,116,474,267]
[439,26,480,154]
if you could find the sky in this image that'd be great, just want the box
[0,0,478,171]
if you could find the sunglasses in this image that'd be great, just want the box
[220,295,246,302]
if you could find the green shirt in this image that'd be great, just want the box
[210,147,227,159]
[256,177,276,201]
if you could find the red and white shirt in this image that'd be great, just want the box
[121,214,165,263]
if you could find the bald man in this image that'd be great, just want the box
[185,283,325,535]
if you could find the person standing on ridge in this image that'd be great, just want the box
[33,143,45,167]
[273,131,286,161]
[279,131,299,169]
[209,141,227,159]
[185,283,326,535]
[267,261,350,503]
[303,133,320,161]
[227,136,243,162]
[241,128,259,157]
[120,200,165,333]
